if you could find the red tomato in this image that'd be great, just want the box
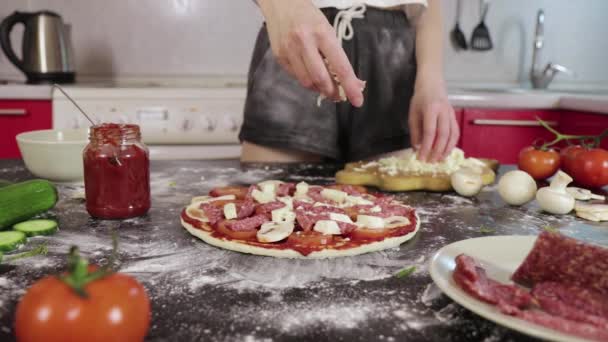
[564,147,608,188]
[349,227,396,241]
[15,271,150,342]
[216,220,258,240]
[209,186,249,199]
[287,231,334,247]
[517,146,561,180]
[560,145,585,175]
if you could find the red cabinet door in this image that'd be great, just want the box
[0,100,53,159]
[454,107,464,148]
[461,109,561,164]
[558,111,608,150]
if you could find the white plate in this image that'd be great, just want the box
[429,235,591,342]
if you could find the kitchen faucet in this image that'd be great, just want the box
[530,10,573,89]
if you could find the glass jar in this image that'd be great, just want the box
[83,123,150,219]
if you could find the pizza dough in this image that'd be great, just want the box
[181,215,419,259]
[336,148,498,192]
[180,183,420,259]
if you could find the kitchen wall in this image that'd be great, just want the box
[0,0,607,88]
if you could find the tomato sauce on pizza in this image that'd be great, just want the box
[180,181,419,258]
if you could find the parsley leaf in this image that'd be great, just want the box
[479,226,495,234]
[543,225,559,233]
[395,266,416,278]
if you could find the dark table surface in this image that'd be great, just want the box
[0,159,607,342]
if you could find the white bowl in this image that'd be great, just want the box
[16,129,88,182]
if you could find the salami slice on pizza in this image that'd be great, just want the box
[180,181,420,259]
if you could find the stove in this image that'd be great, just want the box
[52,80,247,160]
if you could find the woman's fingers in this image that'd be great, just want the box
[429,106,450,162]
[417,108,438,162]
[442,110,460,160]
[284,41,317,91]
[298,33,339,99]
[317,29,364,107]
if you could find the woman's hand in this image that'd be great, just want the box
[408,78,460,162]
[257,0,365,107]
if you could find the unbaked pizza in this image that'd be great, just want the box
[180,181,420,258]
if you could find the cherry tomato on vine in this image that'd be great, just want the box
[560,145,585,175]
[561,146,608,188]
[517,146,561,180]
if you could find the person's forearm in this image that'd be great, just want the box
[413,0,445,89]
[257,0,310,20]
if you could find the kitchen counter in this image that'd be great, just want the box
[1,159,607,342]
[0,84,53,100]
[2,81,608,115]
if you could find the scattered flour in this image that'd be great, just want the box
[420,283,443,307]
[1,162,600,341]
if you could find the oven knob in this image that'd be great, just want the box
[181,119,194,132]
[220,116,239,132]
[200,116,216,132]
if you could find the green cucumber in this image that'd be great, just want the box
[13,219,58,237]
[0,231,26,252]
[0,179,58,230]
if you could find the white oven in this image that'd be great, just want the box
[52,85,246,160]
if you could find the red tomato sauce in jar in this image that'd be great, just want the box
[83,123,150,219]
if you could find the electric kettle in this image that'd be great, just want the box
[0,11,75,83]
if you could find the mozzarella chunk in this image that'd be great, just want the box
[277,196,293,209]
[383,216,410,229]
[356,215,385,229]
[257,221,294,243]
[329,213,353,223]
[313,220,342,235]
[370,206,382,213]
[223,203,237,220]
[321,188,348,203]
[257,180,284,195]
[345,195,374,206]
[252,188,275,204]
[295,182,309,197]
[271,206,296,223]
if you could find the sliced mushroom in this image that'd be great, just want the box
[566,187,606,201]
[257,221,294,243]
[574,201,608,222]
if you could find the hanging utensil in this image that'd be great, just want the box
[53,84,97,125]
[450,0,468,50]
[471,0,493,51]
[53,84,122,166]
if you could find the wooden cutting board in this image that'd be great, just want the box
[335,159,499,192]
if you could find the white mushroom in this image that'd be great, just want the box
[451,167,484,197]
[536,171,575,215]
[566,187,606,201]
[257,221,294,243]
[498,170,537,205]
